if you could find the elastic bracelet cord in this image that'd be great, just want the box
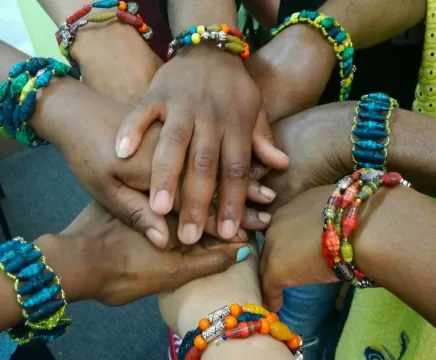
[168,24,249,61]
[0,58,78,147]
[56,0,153,70]
[272,11,355,101]
[351,92,399,171]
[0,237,71,345]
[178,304,304,360]
[322,169,412,288]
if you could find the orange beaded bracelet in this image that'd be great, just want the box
[178,303,304,360]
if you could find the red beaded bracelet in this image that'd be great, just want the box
[55,0,153,70]
[322,168,411,288]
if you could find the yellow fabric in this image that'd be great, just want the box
[17,0,65,62]
[413,0,436,114]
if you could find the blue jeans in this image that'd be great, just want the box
[0,334,16,360]
[278,283,342,360]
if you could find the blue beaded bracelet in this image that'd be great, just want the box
[0,237,71,345]
[0,57,79,147]
[351,93,399,171]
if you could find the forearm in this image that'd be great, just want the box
[354,186,436,326]
[320,0,426,49]
[168,0,238,34]
[159,245,293,359]
[38,0,85,25]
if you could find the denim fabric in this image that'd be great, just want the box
[0,334,16,360]
[278,283,342,360]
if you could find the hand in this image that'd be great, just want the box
[259,185,341,312]
[116,48,289,244]
[46,202,250,306]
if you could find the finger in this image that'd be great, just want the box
[115,96,164,159]
[252,107,289,170]
[241,207,271,231]
[178,127,220,244]
[150,114,193,215]
[103,182,169,249]
[218,130,252,239]
[262,268,284,312]
[247,180,276,204]
[250,160,270,181]
[178,243,252,284]
[204,214,248,242]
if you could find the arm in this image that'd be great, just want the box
[159,242,294,360]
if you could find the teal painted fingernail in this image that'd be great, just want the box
[236,247,250,263]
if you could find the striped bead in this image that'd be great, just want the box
[5,251,42,273]
[17,262,46,280]
[0,243,34,264]
[23,284,61,309]
[354,140,385,150]
[18,271,56,296]
[356,120,386,130]
[354,149,385,165]
[352,128,388,139]
[359,100,390,112]
[8,61,27,78]
[27,299,66,322]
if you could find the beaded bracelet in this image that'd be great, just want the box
[179,303,304,360]
[351,93,399,171]
[0,58,78,147]
[168,24,249,61]
[0,237,71,344]
[56,0,153,69]
[322,168,411,288]
[272,11,355,101]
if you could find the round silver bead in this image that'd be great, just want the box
[217,31,227,42]
[77,19,88,27]
[400,179,412,187]
[126,2,139,15]
[210,32,218,40]
[337,175,354,191]
[142,27,153,41]
[201,31,210,40]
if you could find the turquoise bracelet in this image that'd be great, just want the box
[351,93,399,171]
[0,238,71,345]
[0,57,79,147]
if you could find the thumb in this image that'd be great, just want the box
[115,96,164,159]
[262,268,284,312]
[252,107,289,170]
[102,183,169,249]
[179,244,252,283]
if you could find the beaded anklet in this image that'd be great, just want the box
[272,11,355,101]
[56,1,153,69]
[322,169,411,288]
[0,237,71,344]
[0,58,78,147]
[351,93,399,171]
[178,303,304,360]
[168,24,249,61]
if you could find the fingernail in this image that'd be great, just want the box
[146,228,164,247]
[116,137,131,159]
[277,149,288,159]
[180,223,199,244]
[153,190,171,214]
[236,247,251,263]
[260,186,277,200]
[258,212,271,224]
[220,220,237,239]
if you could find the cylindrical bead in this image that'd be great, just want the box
[19,77,36,103]
[382,172,403,187]
[86,11,117,22]
[207,305,230,323]
[337,175,354,190]
[17,271,56,296]
[207,24,221,32]
[340,239,353,263]
[185,346,201,360]
[17,262,45,280]
[357,181,378,200]
[333,209,343,237]
[353,128,388,139]
[237,312,264,322]
[22,284,61,309]
[241,304,269,317]
[224,321,260,339]
[224,43,244,54]
[323,190,341,220]
[0,243,34,264]
[8,61,27,77]
[91,0,119,8]
[324,222,340,253]
[27,299,65,322]
[357,111,386,121]
[269,321,295,341]
[228,26,243,38]
[117,10,143,26]
[0,80,11,102]
[10,72,29,96]
[226,34,243,46]
[25,58,49,76]
[359,170,384,182]
[354,149,385,165]
[202,320,226,342]
[356,120,386,131]
[66,4,92,24]
[340,182,360,209]
[356,162,384,170]
[334,261,355,282]
[342,201,360,238]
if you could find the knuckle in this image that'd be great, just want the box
[212,252,230,271]
[184,201,208,222]
[193,152,216,177]
[127,207,144,229]
[164,127,190,145]
[226,161,249,181]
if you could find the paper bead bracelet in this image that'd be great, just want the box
[272,11,355,101]
[0,238,71,345]
[56,0,153,69]
[0,58,79,147]
[351,93,399,171]
[179,303,304,360]
[322,169,411,288]
[168,24,249,60]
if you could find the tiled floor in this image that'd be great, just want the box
[0,0,35,55]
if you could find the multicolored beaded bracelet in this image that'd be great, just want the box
[168,24,249,61]
[0,237,71,344]
[179,303,304,360]
[351,93,399,171]
[56,0,153,69]
[271,11,355,101]
[322,169,411,288]
[0,58,78,147]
